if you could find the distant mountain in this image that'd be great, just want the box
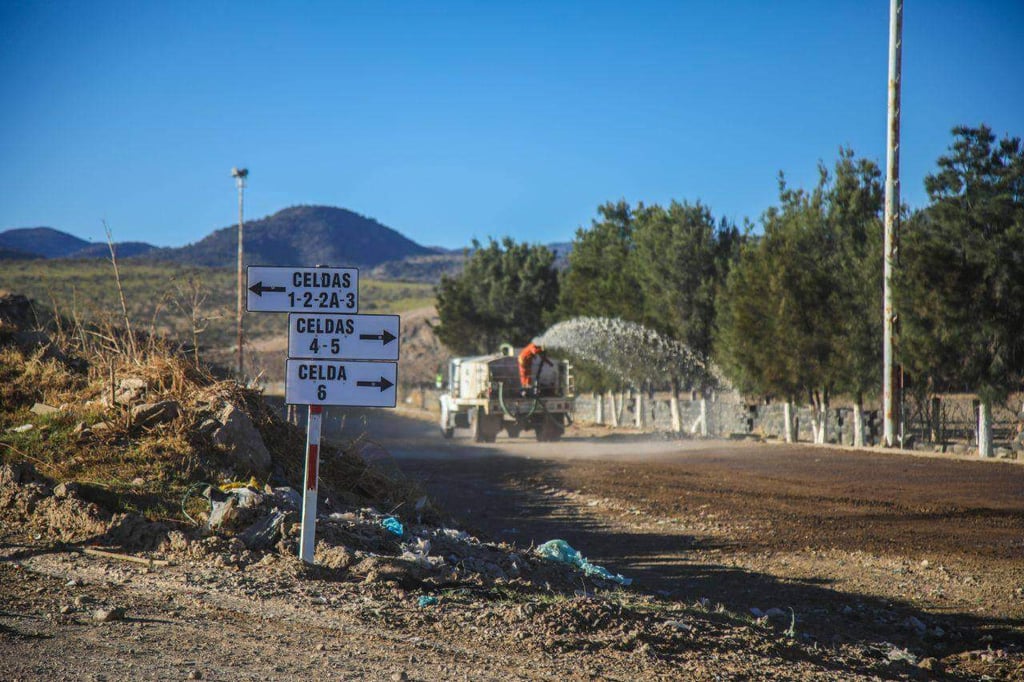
[152,205,434,268]
[367,240,572,283]
[70,242,158,259]
[0,227,158,261]
[0,227,88,258]
[1,208,573,280]
[368,253,466,283]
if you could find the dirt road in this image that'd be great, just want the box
[346,408,1024,658]
[4,406,1024,680]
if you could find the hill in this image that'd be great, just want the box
[0,227,158,261]
[0,227,88,258]
[367,252,465,282]
[152,205,434,268]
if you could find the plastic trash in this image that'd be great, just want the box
[417,595,438,607]
[535,539,633,586]
[381,516,404,537]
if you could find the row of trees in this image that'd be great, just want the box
[434,125,1024,453]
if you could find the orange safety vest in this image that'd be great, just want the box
[518,343,543,387]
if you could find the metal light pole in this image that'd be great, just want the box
[882,0,902,447]
[232,167,248,381]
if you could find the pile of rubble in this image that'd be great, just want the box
[0,291,633,595]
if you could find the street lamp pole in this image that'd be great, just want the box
[882,0,902,447]
[231,167,248,381]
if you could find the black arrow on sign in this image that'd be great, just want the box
[357,377,394,392]
[248,281,286,296]
[359,329,397,345]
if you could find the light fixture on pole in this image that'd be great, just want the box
[231,166,248,381]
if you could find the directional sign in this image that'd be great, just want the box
[285,359,397,407]
[246,266,359,313]
[288,313,400,361]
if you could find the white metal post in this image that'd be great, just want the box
[883,0,903,447]
[299,404,323,563]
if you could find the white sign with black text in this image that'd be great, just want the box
[285,359,398,407]
[246,265,359,313]
[287,313,400,361]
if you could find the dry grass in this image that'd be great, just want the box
[0,295,427,523]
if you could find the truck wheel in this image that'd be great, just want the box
[536,415,564,442]
[440,401,455,439]
[472,407,492,443]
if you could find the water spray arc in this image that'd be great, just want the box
[536,317,729,434]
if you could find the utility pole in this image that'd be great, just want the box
[231,167,248,381]
[882,0,902,447]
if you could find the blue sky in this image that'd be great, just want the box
[1,1,1022,250]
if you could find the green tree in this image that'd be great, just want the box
[717,173,837,442]
[828,150,884,446]
[718,151,885,444]
[558,201,641,322]
[897,125,1024,456]
[633,200,741,382]
[434,238,559,355]
[556,202,642,397]
[630,200,741,433]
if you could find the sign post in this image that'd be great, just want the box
[245,264,399,565]
[299,404,323,563]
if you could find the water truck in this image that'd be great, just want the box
[439,345,575,442]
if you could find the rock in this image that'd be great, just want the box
[270,486,302,510]
[390,673,408,682]
[72,422,94,440]
[91,422,113,434]
[130,400,181,428]
[59,605,73,614]
[53,482,80,499]
[187,670,203,680]
[0,292,35,327]
[131,477,145,487]
[749,607,764,618]
[841,605,855,616]
[111,377,147,406]
[765,607,787,621]
[30,402,60,416]
[211,405,272,472]
[8,424,34,433]
[903,616,927,633]
[886,646,918,664]
[239,511,288,550]
[93,607,126,622]
[663,619,692,631]
[197,418,220,437]
[917,657,942,673]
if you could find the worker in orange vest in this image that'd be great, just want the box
[518,342,546,394]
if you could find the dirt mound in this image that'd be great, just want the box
[397,306,450,386]
[0,462,169,549]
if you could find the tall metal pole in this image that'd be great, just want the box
[234,169,247,381]
[883,0,903,447]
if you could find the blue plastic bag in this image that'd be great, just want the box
[381,516,404,537]
[535,539,632,586]
[417,595,439,607]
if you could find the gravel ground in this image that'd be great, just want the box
[3,408,1024,680]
